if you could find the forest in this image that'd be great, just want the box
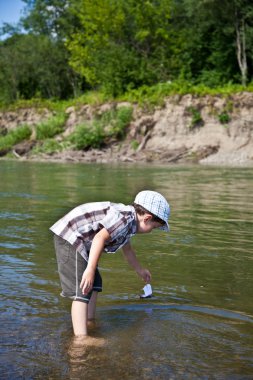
[0,0,253,105]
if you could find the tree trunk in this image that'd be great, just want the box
[235,16,247,86]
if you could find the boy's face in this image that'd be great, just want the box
[137,213,163,234]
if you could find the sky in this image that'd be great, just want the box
[0,0,25,26]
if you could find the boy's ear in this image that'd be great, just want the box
[144,213,153,222]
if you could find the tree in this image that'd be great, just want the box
[21,0,75,39]
[0,34,79,103]
[0,0,84,103]
[182,0,253,85]
[67,0,177,95]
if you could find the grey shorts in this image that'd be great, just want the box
[54,235,102,303]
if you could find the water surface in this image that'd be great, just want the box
[0,161,253,379]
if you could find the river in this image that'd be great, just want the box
[0,161,253,379]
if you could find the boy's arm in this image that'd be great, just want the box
[122,242,151,283]
[80,228,110,295]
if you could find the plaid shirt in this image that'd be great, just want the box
[50,202,137,261]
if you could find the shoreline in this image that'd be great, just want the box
[1,93,253,167]
[3,146,253,168]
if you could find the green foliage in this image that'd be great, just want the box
[35,113,66,140]
[32,139,71,154]
[67,0,175,96]
[1,0,253,103]
[69,106,133,149]
[182,0,253,86]
[187,107,204,130]
[119,81,250,107]
[131,140,139,151]
[71,92,112,107]
[0,34,81,104]
[122,83,170,107]
[197,70,227,88]
[21,0,75,40]
[100,107,133,138]
[224,100,234,113]
[218,112,230,124]
[70,122,105,150]
[217,100,233,125]
[0,125,31,152]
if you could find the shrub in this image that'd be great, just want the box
[69,106,133,150]
[32,139,72,154]
[0,124,31,152]
[187,107,204,130]
[218,112,230,124]
[36,113,66,140]
[69,122,105,150]
[115,107,133,137]
[131,139,139,150]
[101,106,133,138]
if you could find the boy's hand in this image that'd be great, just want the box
[122,243,152,283]
[138,268,151,283]
[79,228,110,295]
[80,268,95,295]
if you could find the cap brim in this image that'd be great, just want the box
[159,221,170,232]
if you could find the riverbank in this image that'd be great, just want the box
[1,92,253,166]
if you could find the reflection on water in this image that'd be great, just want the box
[0,161,253,379]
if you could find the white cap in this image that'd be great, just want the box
[134,190,170,232]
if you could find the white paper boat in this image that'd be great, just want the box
[140,284,153,298]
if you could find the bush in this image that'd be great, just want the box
[0,124,31,152]
[187,107,204,129]
[32,139,72,154]
[131,139,139,150]
[114,107,133,137]
[218,112,230,124]
[100,106,133,138]
[69,122,105,150]
[197,70,226,88]
[69,106,133,149]
[36,113,66,140]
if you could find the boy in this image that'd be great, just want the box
[50,190,170,337]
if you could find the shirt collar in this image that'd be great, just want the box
[130,205,138,235]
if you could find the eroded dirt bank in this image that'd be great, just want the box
[1,92,253,165]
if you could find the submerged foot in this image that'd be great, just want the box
[70,335,106,349]
[79,335,105,347]
[68,335,106,362]
[87,318,98,331]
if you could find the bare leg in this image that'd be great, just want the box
[71,300,88,336]
[69,295,105,347]
[88,291,98,321]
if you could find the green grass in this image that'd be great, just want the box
[0,98,67,113]
[0,124,31,153]
[131,139,139,150]
[119,81,253,107]
[32,139,72,154]
[2,81,253,113]
[0,92,112,113]
[0,113,66,155]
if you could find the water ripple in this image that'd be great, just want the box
[0,211,32,220]
[102,303,253,323]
